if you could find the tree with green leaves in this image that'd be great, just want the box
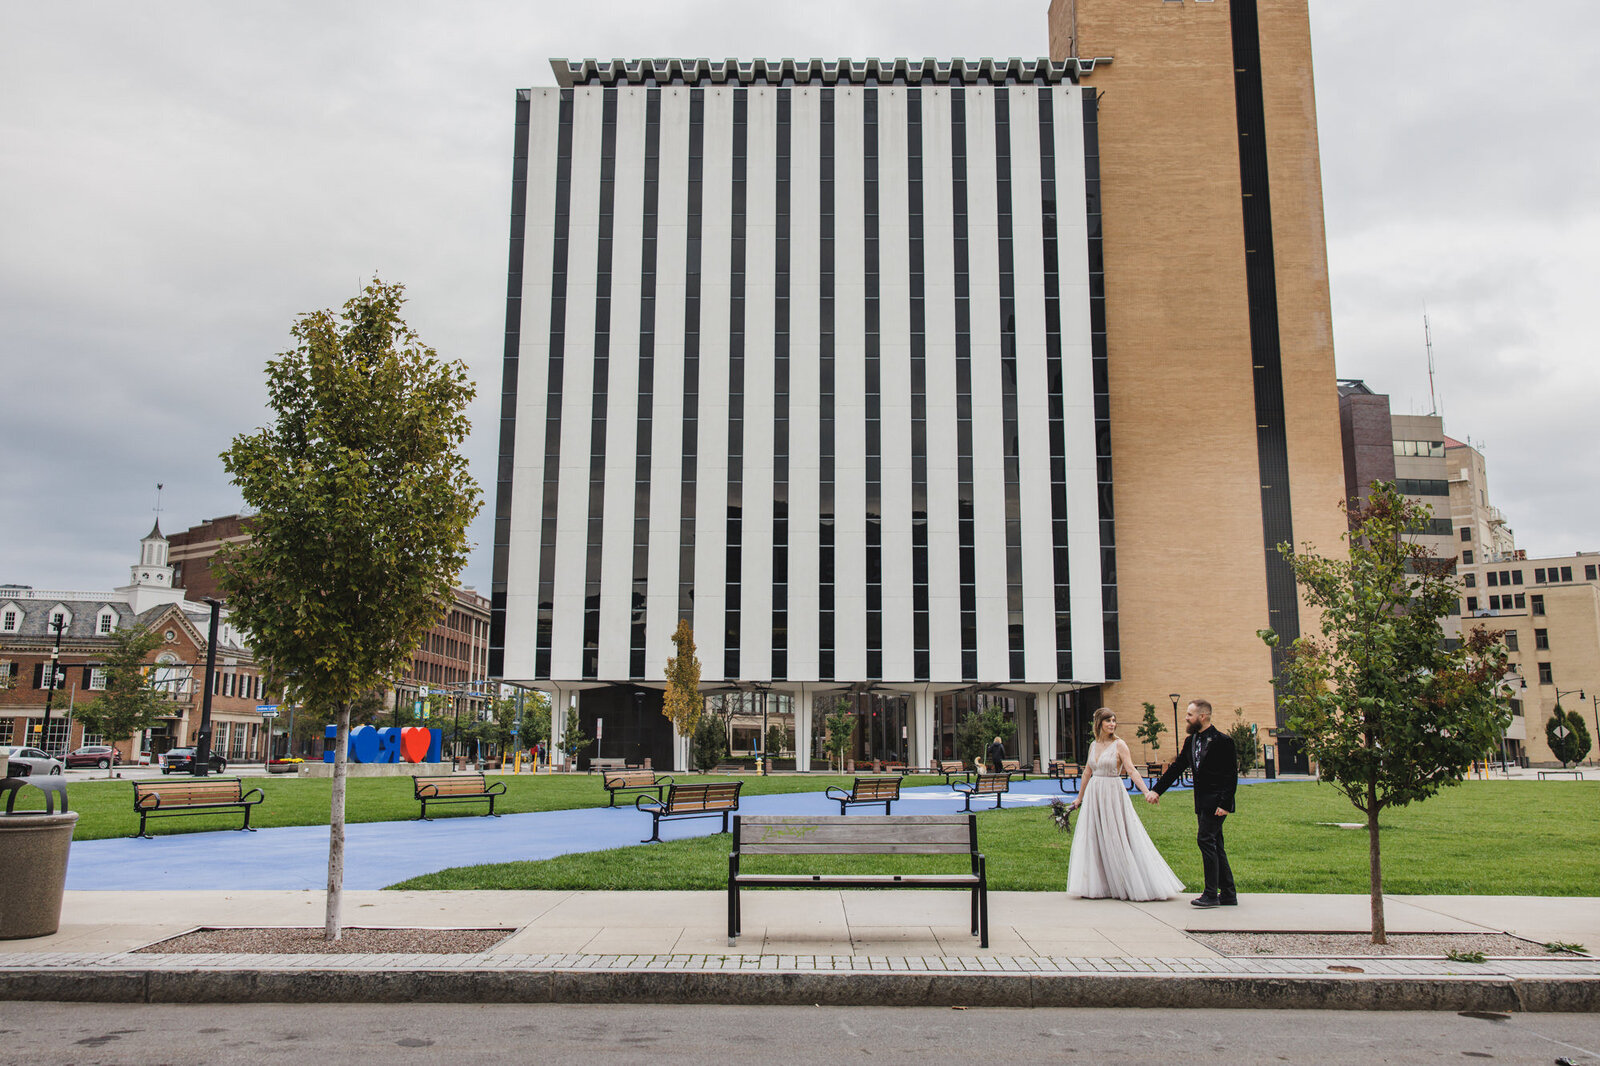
[1228,709,1259,775]
[73,625,169,779]
[955,700,1016,771]
[663,620,702,740]
[824,699,857,772]
[1546,705,1592,767]
[216,278,480,940]
[1260,482,1510,943]
[518,690,551,754]
[764,723,792,760]
[1136,701,1166,756]
[691,711,728,771]
[559,707,592,766]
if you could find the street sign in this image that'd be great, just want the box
[256,704,278,713]
[259,710,280,719]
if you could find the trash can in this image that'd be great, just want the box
[0,810,79,939]
[1263,744,1277,780]
[1519,755,1531,769]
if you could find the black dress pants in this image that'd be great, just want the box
[1196,810,1236,900]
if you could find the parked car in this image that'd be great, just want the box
[158,747,227,774]
[0,745,64,776]
[65,745,123,769]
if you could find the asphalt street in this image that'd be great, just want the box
[2,1003,1597,1065]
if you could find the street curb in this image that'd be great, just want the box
[2,968,1596,1011]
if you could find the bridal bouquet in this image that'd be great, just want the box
[1050,797,1075,834]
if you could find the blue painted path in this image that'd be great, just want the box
[65,777,1226,891]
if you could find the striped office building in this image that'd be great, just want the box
[495,16,1348,773]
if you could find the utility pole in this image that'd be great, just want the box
[193,598,223,777]
[39,615,67,756]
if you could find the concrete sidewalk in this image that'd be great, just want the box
[3,890,1596,1010]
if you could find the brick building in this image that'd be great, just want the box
[1,524,272,762]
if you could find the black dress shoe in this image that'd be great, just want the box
[1190,895,1221,908]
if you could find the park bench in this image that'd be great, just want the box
[1049,761,1081,794]
[602,768,673,807]
[825,775,902,814]
[413,772,506,820]
[132,778,264,839]
[1537,769,1585,780]
[727,814,989,948]
[589,757,627,773]
[637,781,743,843]
[953,772,1010,811]
[1147,760,1190,789]
[999,759,1032,781]
[937,760,971,786]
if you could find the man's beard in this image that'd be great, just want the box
[1186,719,1204,736]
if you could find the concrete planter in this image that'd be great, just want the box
[266,762,300,774]
[0,811,79,939]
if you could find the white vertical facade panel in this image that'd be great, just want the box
[1005,87,1061,683]
[644,87,691,677]
[786,88,823,681]
[596,89,648,680]
[961,88,1011,682]
[876,88,915,683]
[504,90,561,681]
[830,85,868,683]
[740,86,778,681]
[693,86,735,679]
[550,88,605,681]
[1053,85,1105,678]
[919,88,964,682]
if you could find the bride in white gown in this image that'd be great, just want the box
[1065,707,1186,901]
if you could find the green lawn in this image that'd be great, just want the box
[389,780,1600,896]
[36,771,947,840]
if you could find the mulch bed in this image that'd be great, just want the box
[136,927,514,955]
[1190,931,1587,958]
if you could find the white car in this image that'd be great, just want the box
[0,745,65,777]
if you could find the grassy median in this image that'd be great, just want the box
[386,780,1600,896]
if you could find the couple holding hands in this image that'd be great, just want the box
[1065,699,1238,907]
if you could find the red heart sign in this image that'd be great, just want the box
[400,727,431,763]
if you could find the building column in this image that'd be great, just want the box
[546,684,566,768]
[787,685,812,773]
[912,687,937,768]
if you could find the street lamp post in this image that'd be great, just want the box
[1168,693,1181,745]
[193,598,223,777]
[39,615,67,756]
[1554,688,1587,768]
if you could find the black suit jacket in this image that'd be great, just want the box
[1153,727,1237,814]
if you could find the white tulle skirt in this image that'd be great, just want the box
[1065,775,1186,901]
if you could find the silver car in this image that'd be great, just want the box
[0,745,65,777]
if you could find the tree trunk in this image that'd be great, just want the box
[1367,782,1386,945]
[325,701,350,941]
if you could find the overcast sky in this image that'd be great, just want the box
[3,0,1595,595]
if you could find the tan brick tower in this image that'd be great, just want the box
[1048,0,1347,765]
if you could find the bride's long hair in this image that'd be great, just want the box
[1093,707,1116,742]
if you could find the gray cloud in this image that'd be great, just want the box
[3,0,1594,595]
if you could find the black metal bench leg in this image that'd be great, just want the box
[642,813,663,844]
[241,805,256,832]
[720,810,730,834]
[884,800,891,814]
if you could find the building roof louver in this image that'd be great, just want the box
[549,56,1107,89]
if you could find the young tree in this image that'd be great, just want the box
[216,278,480,940]
[824,699,857,773]
[1136,701,1166,756]
[518,690,551,754]
[1228,709,1260,775]
[663,620,702,739]
[955,702,1016,770]
[559,707,593,766]
[692,712,728,772]
[1260,482,1510,943]
[765,723,793,759]
[74,625,169,779]
[1546,705,1592,768]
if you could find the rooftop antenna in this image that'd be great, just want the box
[1423,308,1439,417]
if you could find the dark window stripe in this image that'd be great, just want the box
[629,88,663,679]
[994,89,1025,681]
[1230,0,1298,716]
[908,89,929,682]
[864,88,882,680]
[772,89,792,681]
[581,89,621,680]
[819,90,835,681]
[1037,87,1072,679]
[534,89,577,680]
[490,88,531,679]
[1083,90,1120,681]
[678,90,705,627]
[725,91,748,679]
[951,85,977,682]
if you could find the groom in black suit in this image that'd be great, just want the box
[1148,699,1237,907]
